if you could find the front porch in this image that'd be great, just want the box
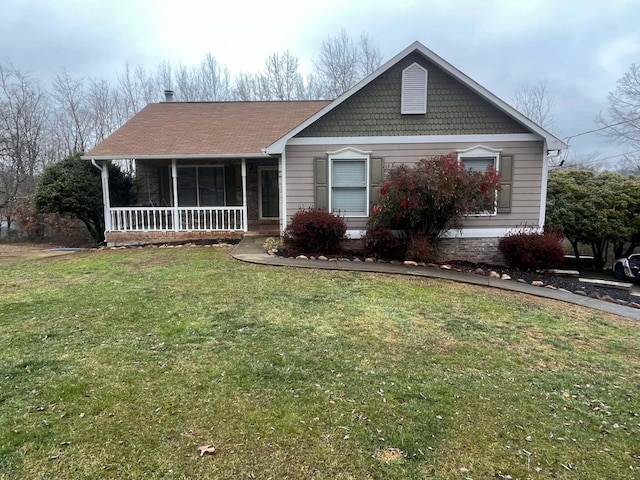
[98,157,281,246]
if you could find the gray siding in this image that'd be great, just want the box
[298,52,530,137]
[285,141,545,233]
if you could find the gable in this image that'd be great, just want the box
[296,52,530,138]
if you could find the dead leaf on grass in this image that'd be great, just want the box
[373,447,406,462]
[197,445,217,457]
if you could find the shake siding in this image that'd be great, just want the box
[285,141,545,232]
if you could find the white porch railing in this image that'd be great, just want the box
[109,206,246,232]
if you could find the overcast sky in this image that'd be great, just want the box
[3,0,639,166]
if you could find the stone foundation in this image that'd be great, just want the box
[106,230,243,247]
[437,237,505,266]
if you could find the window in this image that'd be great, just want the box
[328,148,370,217]
[177,166,225,207]
[401,62,428,114]
[457,145,502,216]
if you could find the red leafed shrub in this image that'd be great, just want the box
[370,152,501,241]
[283,208,347,255]
[363,227,406,260]
[405,235,436,263]
[498,229,565,271]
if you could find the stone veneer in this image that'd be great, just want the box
[437,238,505,266]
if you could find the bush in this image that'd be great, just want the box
[363,227,406,260]
[406,235,436,263]
[370,152,501,241]
[498,229,565,271]
[283,208,346,255]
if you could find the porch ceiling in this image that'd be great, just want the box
[84,101,329,160]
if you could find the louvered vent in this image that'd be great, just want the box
[401,63,428,114]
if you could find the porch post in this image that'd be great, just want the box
[241,158,248,231]
[279,151,286,234]
[100,161,111,232]
[171,159,179,231]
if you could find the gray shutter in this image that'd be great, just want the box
[315,157,328,210]
[369,157,384,214]
[497,155,513,213]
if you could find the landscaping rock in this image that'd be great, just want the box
[516,279,526,283]
[440,264,452,270]
[588,292,601,299]
[353,258,362,262]
[296,255,308,260]
[574,290,588,296]
[318,255,328,261]
[488,271,500,278]
[500,274,511,280]
[629,302,640,309]
[475,268,486,275]
[545,285,557,290]
[365,257,376,263]
[602,295,614,302]
[531,281,545,287]
[403,261,418,266]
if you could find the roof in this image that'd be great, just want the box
[84,101,330,159]
[265,41,566,154]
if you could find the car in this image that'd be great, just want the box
[613,253,640,281]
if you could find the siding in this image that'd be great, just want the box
[298,52,530,137]
[285,141,545,232]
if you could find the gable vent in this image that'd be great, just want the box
[401,63,428,114]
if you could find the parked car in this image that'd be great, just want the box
[613,253,640,281]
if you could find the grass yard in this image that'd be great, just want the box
[1,246,639,479]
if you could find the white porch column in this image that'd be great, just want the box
[279,151,287,234]
[241,158,248,231]
[100,161,111,232]
[171,159,179,231]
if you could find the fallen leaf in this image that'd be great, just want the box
[198,445,217,457]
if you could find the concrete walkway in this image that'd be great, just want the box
[233,235,640,321]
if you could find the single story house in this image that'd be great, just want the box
[83,41,565,263]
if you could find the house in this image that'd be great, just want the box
[83,41,565,263]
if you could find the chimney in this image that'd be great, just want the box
[164,89,174,102]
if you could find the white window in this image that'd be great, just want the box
[457,145,502,216]
[328,148,370,217]
[177,166,225,207]
[401,62,428,114]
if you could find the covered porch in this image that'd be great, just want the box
[97,156,281,245]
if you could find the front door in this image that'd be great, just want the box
[258,167,279,219]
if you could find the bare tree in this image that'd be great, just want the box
[52,69,92,155]
[598,63,640,150]
[233,72,270,101]
[313,30,383,98]
[512,80,555,131]
[263,51,304,100]
[0,64,49,224]
[561,151,605,171]
[197,53,231,101]
[87,78,120,145]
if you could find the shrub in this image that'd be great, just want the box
[283,208,346,255]
[363,227,406,260]
[405,235,436,263]
[498,229,565,271]
[370,152,501,241]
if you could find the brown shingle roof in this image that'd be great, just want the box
[85,101,330,158]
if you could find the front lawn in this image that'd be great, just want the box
[1,246,638,479]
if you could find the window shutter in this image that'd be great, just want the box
[315,157,328,210]
[369,157,383,213]
[401,63,428,114]
[497,155,513,213]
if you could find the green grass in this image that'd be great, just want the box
[1,246,639,479]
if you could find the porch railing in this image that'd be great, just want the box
[109,206,246,232]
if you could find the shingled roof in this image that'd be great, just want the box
[84,101,330,159]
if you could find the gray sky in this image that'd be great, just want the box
[3,0,639,166]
